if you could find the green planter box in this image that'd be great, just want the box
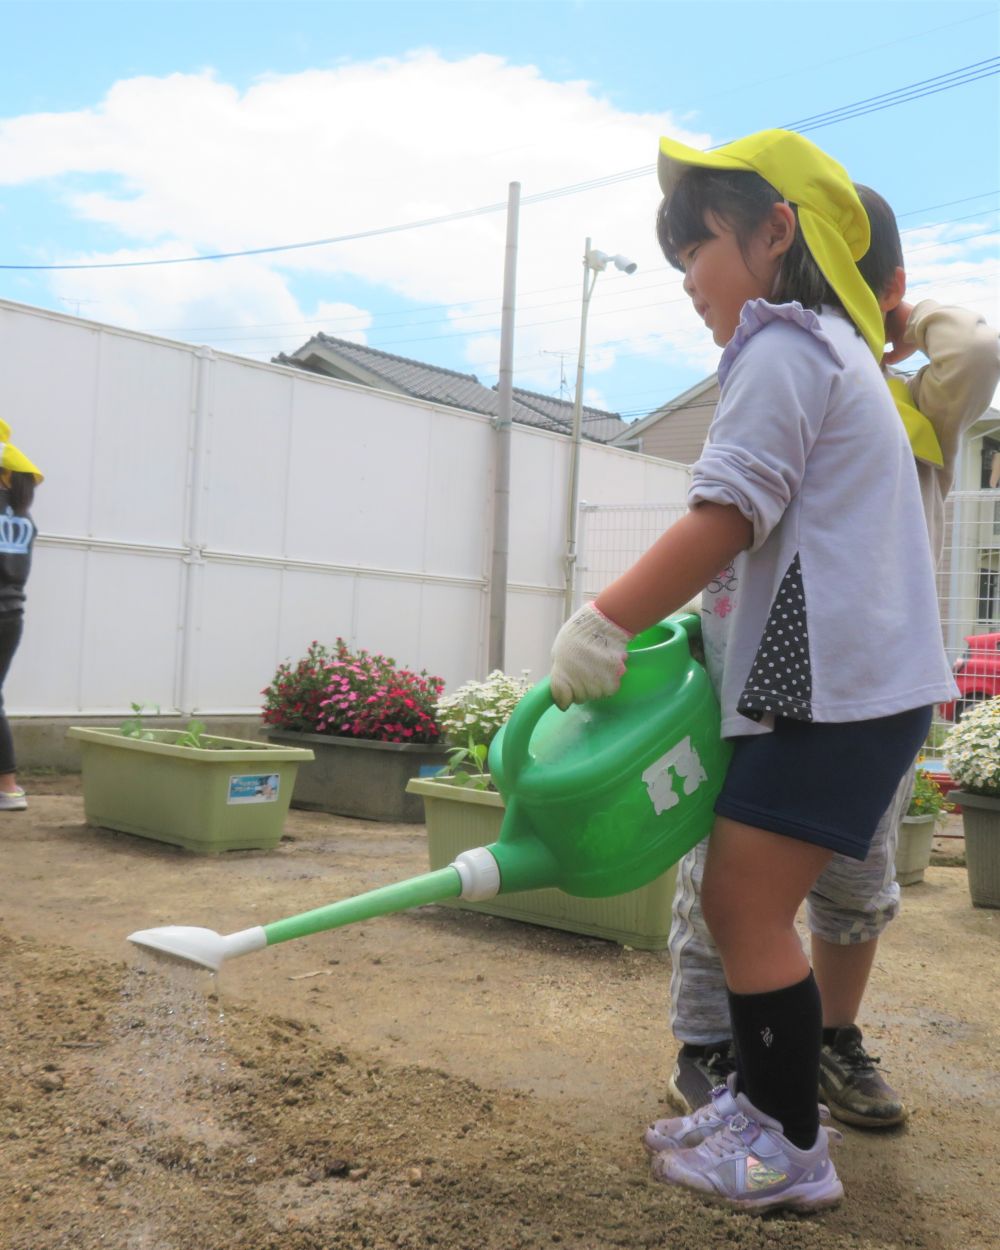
[67,727,314,854]
[406,776,678,949]
[266,729,447,823]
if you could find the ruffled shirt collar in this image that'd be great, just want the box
[715,299,944,467]
[718,300,845,388]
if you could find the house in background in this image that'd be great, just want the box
[609,374,720,464]
[275,333,628,444]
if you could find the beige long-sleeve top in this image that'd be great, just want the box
[905,300,1000,562]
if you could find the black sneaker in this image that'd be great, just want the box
[818,1025,908,1128]
[667,1042,738,1113]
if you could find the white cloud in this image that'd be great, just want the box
[1,54,995,407]
[903,220,1000,325]
[46,241,371,357]
[0,53,712,384]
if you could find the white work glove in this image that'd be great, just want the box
[549,602,634,710]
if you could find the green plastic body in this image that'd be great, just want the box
[485,615,730,897]
[257,614,729,947]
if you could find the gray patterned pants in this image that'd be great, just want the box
[668,766,915,1045]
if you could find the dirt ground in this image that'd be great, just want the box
[1,774,997,1250]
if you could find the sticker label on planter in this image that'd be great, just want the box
[227,773,281,804]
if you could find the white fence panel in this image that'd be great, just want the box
[0,300,690,714]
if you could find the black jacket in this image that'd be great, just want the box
[0,486,35,614]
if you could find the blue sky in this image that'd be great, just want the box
[1,1,997,420]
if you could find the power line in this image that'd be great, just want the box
[2,57,996,273]
[143,206,1000,345]
[777,57,1000,133]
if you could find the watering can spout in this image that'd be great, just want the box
[127,924,267,972]
[128,852,510,971]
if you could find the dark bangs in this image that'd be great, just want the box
[656,168,782,269]
[655,166,846,316]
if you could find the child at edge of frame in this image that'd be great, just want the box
[547,128,960,1215]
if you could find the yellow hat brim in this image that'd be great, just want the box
[0,444,43,484]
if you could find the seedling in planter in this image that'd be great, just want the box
[120,702,161,741]
[121,704,211,749]
[439,735,491,790]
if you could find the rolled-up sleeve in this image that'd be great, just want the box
[689,320,835,552]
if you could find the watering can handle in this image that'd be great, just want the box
[498,677,555,789]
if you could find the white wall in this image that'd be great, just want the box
[0,299,689,714]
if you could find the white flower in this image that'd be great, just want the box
[943,698,1000,796]
[437,670,533,750]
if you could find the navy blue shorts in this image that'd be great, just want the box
[714,706,933,861]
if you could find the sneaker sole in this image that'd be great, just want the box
[653,1168,844,1215]
[728,1176,845,1214]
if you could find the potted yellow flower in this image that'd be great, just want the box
[895,769,951,886]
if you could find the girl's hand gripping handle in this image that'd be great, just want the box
[549,603,634,711]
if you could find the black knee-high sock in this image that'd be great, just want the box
[727,973,822,1150]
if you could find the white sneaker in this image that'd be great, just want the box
[0,787,27,811]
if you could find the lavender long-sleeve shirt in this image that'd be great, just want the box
[689,300,958,739]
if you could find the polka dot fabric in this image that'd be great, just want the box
[738,553,813,722]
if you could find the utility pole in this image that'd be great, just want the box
[488,182,520,673]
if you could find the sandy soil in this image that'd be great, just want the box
[0,774,998,1250]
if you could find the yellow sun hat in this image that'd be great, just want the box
[0,420,44,483]
[658,128,943,467]
[658,128,882,358]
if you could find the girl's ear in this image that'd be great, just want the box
[766,202,797,258]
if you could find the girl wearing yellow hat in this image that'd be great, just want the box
[548,130,960,1213]
[0,421,42,814]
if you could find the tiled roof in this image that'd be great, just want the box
[509,385,627,443]
[275,334,623,441]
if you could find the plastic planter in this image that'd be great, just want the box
[951,790,1000,908]
[894,814,936,886]
[68,727,314,854]
[405,775,678,949]
[266,729,447,823]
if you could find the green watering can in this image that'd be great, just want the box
[128,615,730,971]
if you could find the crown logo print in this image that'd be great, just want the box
[0,507,33,555]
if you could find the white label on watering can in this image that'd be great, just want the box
[227,773,280,804]
[641,738,708,815]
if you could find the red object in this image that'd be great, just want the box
[938,631,1000,721]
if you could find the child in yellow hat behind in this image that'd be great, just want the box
[0,422,43,813]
